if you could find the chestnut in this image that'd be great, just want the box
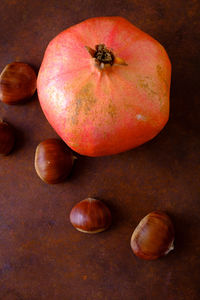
[34,138,74,184]
[130,211,174,260]
[0,62,37,104]
[70,198,112,233]
[0,120,15,155]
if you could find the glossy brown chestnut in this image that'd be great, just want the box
[130,211,174,260]
[34,138,74,184]
[70,198,112,233]
[0,62,37,104]
[0,120,15,155]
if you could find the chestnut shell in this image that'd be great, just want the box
[34,138,74,184]
[70,198,112,233]
[0,120,15,155]
[0,62,37,105]
[130,211,175,260]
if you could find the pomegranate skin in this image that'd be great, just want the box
[37,16,171,157]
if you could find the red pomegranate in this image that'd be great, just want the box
[37,17,171,156]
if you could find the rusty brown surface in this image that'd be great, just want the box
[0,1,200,299]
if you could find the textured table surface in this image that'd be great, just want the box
[0,1,200,299]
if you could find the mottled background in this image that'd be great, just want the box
[0,0,200,299]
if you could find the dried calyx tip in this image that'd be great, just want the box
[164,240,174,255]
[86,197,96,202]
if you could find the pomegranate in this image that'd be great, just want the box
[37,17,171,156]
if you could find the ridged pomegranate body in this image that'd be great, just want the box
[37,17,171,156]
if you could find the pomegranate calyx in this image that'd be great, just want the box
[85,44,127,69]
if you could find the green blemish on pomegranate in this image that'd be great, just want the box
[137,77,162,104]
[108,102,117,119]
[156,65,169,90]
[71,83,97,124]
